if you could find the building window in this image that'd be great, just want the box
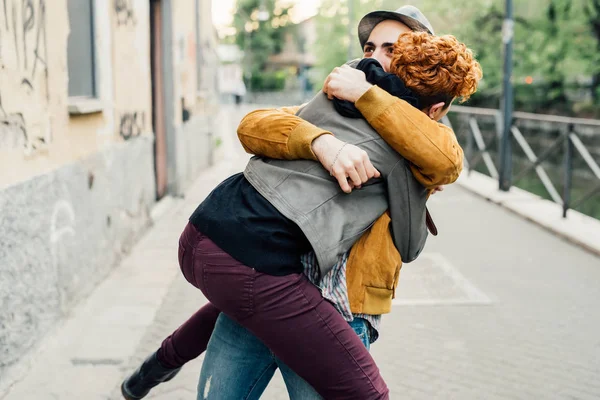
[67,0,96,98]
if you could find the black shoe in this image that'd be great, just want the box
[121,351,181,399]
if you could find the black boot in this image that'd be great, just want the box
[121,351,181,399]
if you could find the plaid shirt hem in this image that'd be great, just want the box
[301,252,381,343]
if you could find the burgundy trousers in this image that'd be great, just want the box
[158,222,389,399]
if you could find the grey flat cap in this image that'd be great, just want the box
[358,5,435,48]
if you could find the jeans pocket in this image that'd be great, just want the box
[201,265,256,321]
[178,241,186,268]
[357,330,370,350]
[178,241,197,287]
[196,250,239,266]
[349,318,371,350]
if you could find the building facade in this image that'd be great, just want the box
[0,0,219,380]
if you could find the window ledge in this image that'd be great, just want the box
[68,97,104,115]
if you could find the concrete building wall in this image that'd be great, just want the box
[170,0,219,192]
[198,0,220,104]
[173,0,198,120]
[0,0,219,382]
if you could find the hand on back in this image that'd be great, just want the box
[312,134,380,193]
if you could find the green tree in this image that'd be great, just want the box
[311,0,349,88]
[423,0,597,113]
[509,0,596,113]
[232,0,293,91]
[526,0,574,110]
[312,0,600,115]
[584,0,600,102]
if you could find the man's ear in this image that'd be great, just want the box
[428,102,446,119]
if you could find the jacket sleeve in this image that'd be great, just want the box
[355,86,464,188]
[237,105,332,161]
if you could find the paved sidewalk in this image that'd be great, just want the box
[457,169,600,258]
[3,105,600,399]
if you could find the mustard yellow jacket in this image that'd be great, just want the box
[237,86,463,315]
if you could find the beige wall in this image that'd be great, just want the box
[197,1,220,112]
[0,0,214,189]
[172,0,199,125]
[0,0,69,186]
[0,1,220,383]
[111,0,152,139]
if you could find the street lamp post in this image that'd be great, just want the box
[499,0,514,191]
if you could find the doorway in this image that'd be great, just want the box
[150,0,167,199]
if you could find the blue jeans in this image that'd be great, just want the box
[197,313,371,400]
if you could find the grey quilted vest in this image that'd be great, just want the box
[244,92,428,275]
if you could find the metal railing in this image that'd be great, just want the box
[442,105,600,218]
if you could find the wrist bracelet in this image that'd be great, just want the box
[329,143,348,171]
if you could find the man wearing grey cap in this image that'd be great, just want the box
[360,4,435,43]
[121,6,468,400]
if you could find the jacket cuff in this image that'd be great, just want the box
[287,121,332,161]
[355,86,397,122]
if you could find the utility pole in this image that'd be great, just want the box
[499,0,514,191]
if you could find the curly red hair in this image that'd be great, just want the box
[389,32,483,104]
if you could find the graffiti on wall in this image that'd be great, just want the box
[1,0,49,91]
[114,0,136,27]
[17,0,48,88]
[0,93,28,148]
[119,111,145,140]
[0,0,49,153]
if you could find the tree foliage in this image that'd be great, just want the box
[312,0,600,116]
[232,0,294,91]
